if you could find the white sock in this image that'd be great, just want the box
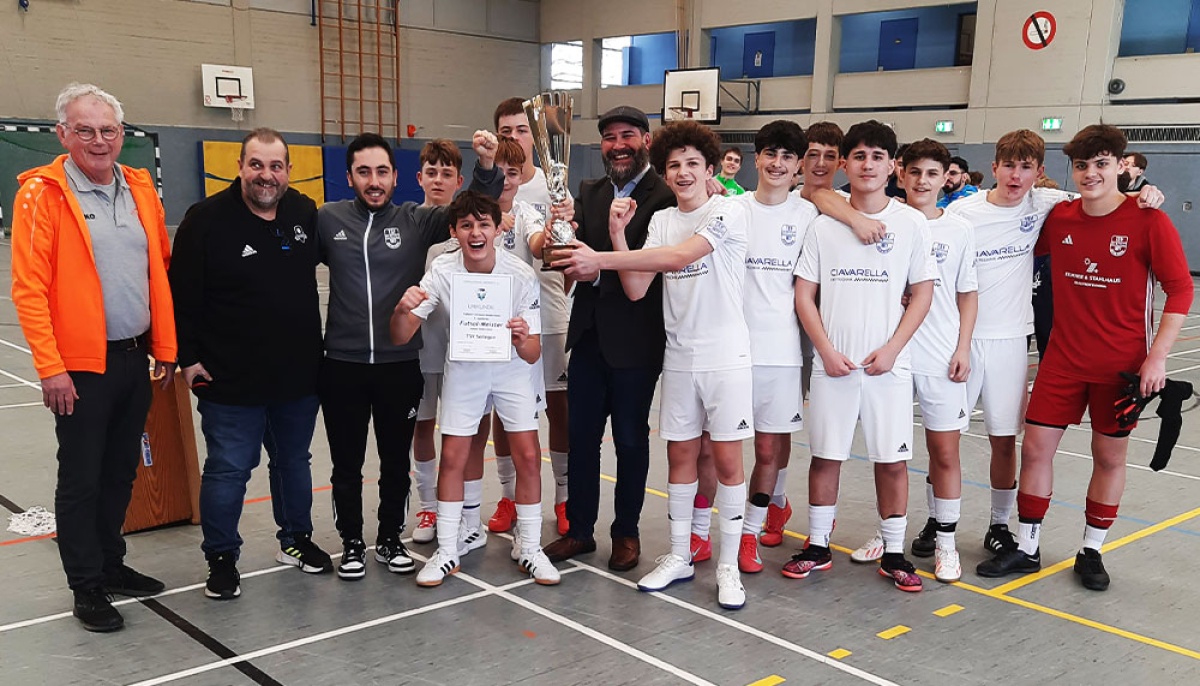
[880,515,907,554]
[692,499,712,539]
[414,459,437,512]
[991,487,1017,526]
[462,479,483,531]
[549,451,569,504]
[715,482,747,566]
[435,500,463,557]
[516,502,543,553]
[1081,524,1108,553]
[668,481,698,560]
[807,504,836,548]
[933,497,961,550]
[1016,520,1041,555]
[743,503,768,535]
[770,469,789,508]
[496,455,516,501]
[925,478,935,519]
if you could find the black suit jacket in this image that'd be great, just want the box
[566,169,675,368]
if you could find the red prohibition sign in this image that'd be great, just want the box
[1023,11,1056,50]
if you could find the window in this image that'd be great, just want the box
[549,41,583,90]
[601,36,632,87]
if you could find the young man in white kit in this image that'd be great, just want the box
[390,192,559,587]
[554,120,754,610]
[491,97,573,537]
[850,139,978,582]
[788,120,936,592]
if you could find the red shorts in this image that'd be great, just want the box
[1025,365,1132,436]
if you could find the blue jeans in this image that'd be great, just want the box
[198,395,319,558]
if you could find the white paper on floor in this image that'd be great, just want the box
[7,506,56,536]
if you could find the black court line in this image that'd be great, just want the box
[0,492,24,514]
[141,598,284,686]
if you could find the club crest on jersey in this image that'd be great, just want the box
[876,232,895,254]
[706,216,728,239]
[503,230,517,250]
[384,227,402,250]
[1020,215,1038,233]
[1110,234,1128,257]
[532,203,549,221]
[293,225,308,243]
[780,224,797,246]
[932,241,949,263]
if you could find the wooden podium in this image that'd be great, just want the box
[123,375,202,533]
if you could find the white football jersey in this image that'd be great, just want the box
[910,211,978,377]
[645,195,752,372]
[947,188,1069,339]
[738,193,819,367]
[794,198,936,373]
[498,199,571,335]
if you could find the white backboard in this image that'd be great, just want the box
[662,67,720,124]
[202,64,255,109]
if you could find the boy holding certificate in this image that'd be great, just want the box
[390,192,560,587]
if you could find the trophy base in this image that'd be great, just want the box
[541,242,576,271]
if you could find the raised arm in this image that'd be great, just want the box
[390,286,429,345]
[809,187,887,244]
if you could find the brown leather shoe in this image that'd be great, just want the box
[608,536,641,571]
[543,535,597,563]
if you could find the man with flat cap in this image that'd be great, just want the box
[543,106,675,571]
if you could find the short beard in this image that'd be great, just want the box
[604,146,649,188]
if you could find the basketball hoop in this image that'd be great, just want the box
[224,95,248,123]
[668,106,697,120]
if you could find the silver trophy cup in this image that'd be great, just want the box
[523,92,574,271]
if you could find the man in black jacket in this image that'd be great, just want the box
[317,130,499,580]
[170,128,330,600]
[543,106,674,571]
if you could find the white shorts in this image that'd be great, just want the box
[439,360,540,436]
[660,368,754,442]
[753,365,803,433]
[416,372,443,422]
[914,373,970,432]
[966,337,1029,436]
[808,369,914,463]
[541,333,569,392]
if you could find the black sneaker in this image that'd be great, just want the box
[103,564,165,597]
[375,536,416,574]
[976,547,1041,578]
[73,587,123,632]
[338,539,367,580]
[911,517,937,558]
[1074,548,1110,591]
[277,534,334,574]
[205,553,241,600]
[983,523,1018,554]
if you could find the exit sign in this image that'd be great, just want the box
[935,120,954,133]
[1041,117,1063,131]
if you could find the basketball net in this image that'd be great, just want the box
[225,95,247,123]
[668,106,697,120]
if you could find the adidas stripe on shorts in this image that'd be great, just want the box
[540,333,569,393]
[752,365,803,433]
[659,368,755,442]
[808,369,915,463]
[914,373,970,432]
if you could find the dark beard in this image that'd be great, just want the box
[604,146,649,188]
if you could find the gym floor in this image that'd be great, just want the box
[2,240,1200,686]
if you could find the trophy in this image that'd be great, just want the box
[523,91,574,270]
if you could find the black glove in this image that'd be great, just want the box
[1114,372,1158,429]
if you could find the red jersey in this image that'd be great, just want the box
[1035,196,1192,383]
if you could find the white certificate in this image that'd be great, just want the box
[449,272,513,362]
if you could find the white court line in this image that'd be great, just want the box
[1168,362,1200,375]
[1064,422,1200,454]
[962,430,1200,482]
[572,561,900,686]
[0,368,39,390]
[0,338,31,355]
[1167,347,1200,359]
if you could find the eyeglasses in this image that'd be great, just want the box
[66,126,122,142]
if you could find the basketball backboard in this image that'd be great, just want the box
[201,64,255,110]
[662,67,720,124]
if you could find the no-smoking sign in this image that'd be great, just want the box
[1023,11,1056,50]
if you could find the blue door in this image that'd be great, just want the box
[743,31,775,78]
[878,18,918,71]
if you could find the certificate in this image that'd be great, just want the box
[449,272,513,362]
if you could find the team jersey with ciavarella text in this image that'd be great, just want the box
[794,198,936,373]
[1035,196,1192,383]
[911,211,978,377]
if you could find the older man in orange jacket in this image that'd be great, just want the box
[11,83,177,633]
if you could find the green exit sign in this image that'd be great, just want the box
[935,120,954,133]
[1041,117,1063,131]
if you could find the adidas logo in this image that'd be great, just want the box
[791,412,802,422]
[1062,234,1073,245]
[334,230,348,241]
[536,394,543,403]
[407,407,417,419]
[557,372,568,383]
[958,409,966,419]
[241,245,257,257]
[737,419,749,430]
[898,443,909,453]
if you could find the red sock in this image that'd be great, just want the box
[1016,492,1051,521]
[694,494,710,509]
[1084,498,1119,529]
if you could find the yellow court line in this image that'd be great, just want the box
[990,504,1200,595]
[933,604,964,618]
[876,625,911,640]
[827,648,852,660]
[746,676,785,686]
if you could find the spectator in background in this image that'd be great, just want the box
[715,147,746,196]
[1120,152,1148,192]
[938,156,978,207]
[968,170,984,188]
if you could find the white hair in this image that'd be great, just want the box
[55,83,125,124]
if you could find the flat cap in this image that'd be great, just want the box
[597,105,650,133]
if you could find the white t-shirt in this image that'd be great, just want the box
[910,211,978,377]
[505,199,571,335]
[794,198,936,373]
[418,238,458,374]
[412,249,542,372]
[739,193,819,367]
[645,195,752,372]
[947,188,1070,339]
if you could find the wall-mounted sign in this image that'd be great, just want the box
[1023,11,1057,50]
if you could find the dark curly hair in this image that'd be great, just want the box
[447,191,501,227]
[1063,124,1127,162]
[649,121,722,175]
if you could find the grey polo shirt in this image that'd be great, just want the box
[64,158,151,340]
